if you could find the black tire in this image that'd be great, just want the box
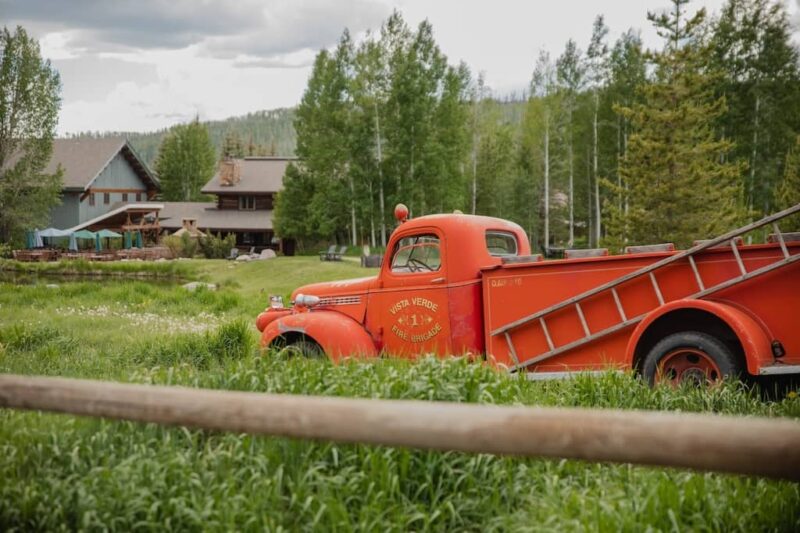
[641,331,742,387]
[279,339,324,359]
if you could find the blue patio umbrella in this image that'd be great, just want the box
[33,229,43,248]
[95,233,102,252]
[26,231,34,249]
[135,231,143,248]
[68,233,78,251]
[124,231,132,249]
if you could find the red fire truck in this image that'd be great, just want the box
[256,204,800,385]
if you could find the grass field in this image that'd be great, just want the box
[0,257,798,531]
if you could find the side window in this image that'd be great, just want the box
[486,231,518,256]
[391,234,441,274]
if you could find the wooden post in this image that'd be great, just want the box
[0,374,798,481]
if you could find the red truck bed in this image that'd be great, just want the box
[482,242,800,375]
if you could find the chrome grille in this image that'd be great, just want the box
[318,295,362,307]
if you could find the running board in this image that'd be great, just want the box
[759,364,800,376]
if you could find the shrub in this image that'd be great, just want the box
[198,232,236,259]
[163,233,199,258]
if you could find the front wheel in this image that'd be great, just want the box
[641,331,742,387]
[278,339,324,359]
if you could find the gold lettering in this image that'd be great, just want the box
[391,324,409,340]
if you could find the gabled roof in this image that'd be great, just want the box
[43,137,159,192]
[201,156,295,195]
[159,202,273,231]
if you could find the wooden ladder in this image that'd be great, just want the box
[491,204,800,373]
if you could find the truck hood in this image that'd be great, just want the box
[291,275,377,301]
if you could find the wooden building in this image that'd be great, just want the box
[159,157,294,252]
[46,138,160,229]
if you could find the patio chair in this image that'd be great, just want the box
[227,247,239,260]
[332,245,348,261]
[319,244,336,261]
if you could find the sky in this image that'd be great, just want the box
[2,0,799,135]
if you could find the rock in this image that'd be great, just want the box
[182,282,217,292]
[235,254,251,262]
[45,283,59,289]
[259,249,277,260]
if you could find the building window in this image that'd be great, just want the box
[239,196,256,210]
[122,193,128,202]
[104,193,110,205]
[89,193,95,206]
[136,193,142,202]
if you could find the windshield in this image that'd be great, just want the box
[391,234,441,273]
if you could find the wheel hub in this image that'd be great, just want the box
[658,348,722,386]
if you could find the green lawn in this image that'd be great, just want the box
[0,257,798,531]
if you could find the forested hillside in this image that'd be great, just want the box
[66,108,297,166]
[275,0,800,251]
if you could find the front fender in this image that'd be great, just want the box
[260,310,378,361]
[625,299,773,375]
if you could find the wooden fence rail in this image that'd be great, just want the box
[0,374,798,481]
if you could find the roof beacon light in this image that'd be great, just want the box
[394,203,409,223]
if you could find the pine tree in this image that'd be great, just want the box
[605,30,647,217]
[608,0,744,248]
[709,0,800,217]
[775,136,800,230]
[221,131,245,158]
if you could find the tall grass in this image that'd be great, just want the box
[0,261,798,531]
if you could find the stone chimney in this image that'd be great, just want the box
[218,157,241,186]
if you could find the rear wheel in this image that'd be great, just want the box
[642,331,742,387]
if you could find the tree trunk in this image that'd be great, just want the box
[373,103,386,247]
[544,112,550,251]
[593,93,601,246]
[749,94,760,218]
[568,107,574,247]
[349,176,357,246]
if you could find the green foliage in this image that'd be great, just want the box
[775,135,800,230]
[0,26,62,245]
[708,0,800,217]
[155,118,217,201]
[163,233,199,258]
[606,0,745,248]
[280,12,472,245]
[0,258,798,530]
[197,232,236,259]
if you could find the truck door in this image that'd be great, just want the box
[367,229,451,357]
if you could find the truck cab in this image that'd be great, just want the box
[256,205,529,360]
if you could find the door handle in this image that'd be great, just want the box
[431,277,446,285]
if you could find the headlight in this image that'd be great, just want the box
[269,295,284,309]
[294,293,320,308]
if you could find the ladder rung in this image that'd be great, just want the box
[504,332,520,365]
[611,288,626,321]
[575,303,590,336]
[773,223,790,259]
[730,238,747,276]
[539,318,555,351]
[688,255,705,291]
[649,272,664,305]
